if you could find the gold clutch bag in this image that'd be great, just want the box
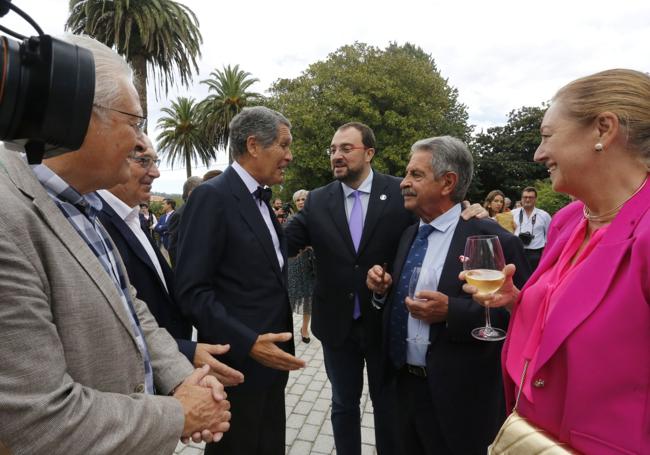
[488,410,574,454]
[488,361,576,454]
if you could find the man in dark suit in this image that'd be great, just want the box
[175,107,305,455]
[97,135,243,387]
[166,176,202,267]
[285,122,412,455]
[367,136,530,455]
[154,197,175,249]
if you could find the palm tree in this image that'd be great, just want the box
[156,97,213,179]
[66,0,202,123]
[199,64,261,163]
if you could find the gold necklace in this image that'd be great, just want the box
[583,177,648,222]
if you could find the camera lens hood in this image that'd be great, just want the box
[0,34,95,159]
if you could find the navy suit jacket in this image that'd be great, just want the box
[154,211,172,249]
[285,171,415,348]
[175,165,294,390]
[166,204,185,267]
[97,196,196,362]
[384,217,530,454]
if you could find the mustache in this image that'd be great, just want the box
[401,188,417,197]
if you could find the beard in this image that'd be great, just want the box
[333,164,364,185]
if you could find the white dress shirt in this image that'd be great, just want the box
[406,203,461,366]
[511,206,552,250]
[231,161,284,269]
[97,190,168,292]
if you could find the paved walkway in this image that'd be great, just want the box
[175,316,378,455]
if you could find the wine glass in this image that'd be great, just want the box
[463,235,506,341]
[406,266,437,349]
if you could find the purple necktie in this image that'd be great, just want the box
[349,191,363,319]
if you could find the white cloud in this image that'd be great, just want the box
[3,0,649,192]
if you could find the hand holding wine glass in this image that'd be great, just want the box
[406,266,437,346]
[461,263,520,311]
[462,235,507,341]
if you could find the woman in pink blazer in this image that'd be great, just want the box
[464,69,650,454]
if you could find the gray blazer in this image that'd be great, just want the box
[0,148,193,455]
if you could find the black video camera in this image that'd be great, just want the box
[0,0,95,164]
[518,231,534,246]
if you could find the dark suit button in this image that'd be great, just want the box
[354,265,359,270]
[348,293,354,300]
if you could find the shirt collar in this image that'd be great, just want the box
[420,203,462,233]
[341,168,374,198]
[232,161,263,195]
[97,189,140,223]
[31,162,103,214]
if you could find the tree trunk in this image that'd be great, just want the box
[185,150,192,179]
[130,53,148,133]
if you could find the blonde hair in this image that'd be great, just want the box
[553,69,650,165]
[293,189,308,203]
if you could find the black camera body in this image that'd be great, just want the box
[1,0,95,163]
[518,231,534,246]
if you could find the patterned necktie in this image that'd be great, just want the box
[389,224,435,368]
[348,190,363,319]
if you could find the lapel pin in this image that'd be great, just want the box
[379,194,387,201]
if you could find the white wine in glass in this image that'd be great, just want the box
[465,269,505,295]
[463,235,507,341]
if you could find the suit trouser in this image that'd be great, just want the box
[395,367,450,455]
[204,378,286,455]
[322,318,396,455]
[524,247,544,272]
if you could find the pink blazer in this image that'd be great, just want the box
[502,179,650,455]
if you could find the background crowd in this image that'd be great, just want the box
[0,29,648,455]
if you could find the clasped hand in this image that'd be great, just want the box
[174,364,231,444]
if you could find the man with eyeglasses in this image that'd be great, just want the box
[285,122,486,455]
[511,186,551,271]
[97,134,244,389]
[284,122,411,455]
[0,34,229,454]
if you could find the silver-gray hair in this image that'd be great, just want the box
[59,34,134,114]
[410,136,474,203]
[182,176,203,201]
[228,106,291,160]
[292,189,309,203]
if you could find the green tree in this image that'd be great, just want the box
[469,105,548,202]
[156,97,213,178]
[66,0,203,122]
[534,179,572,215]
[199,64,261,164]
[266,42,470,198]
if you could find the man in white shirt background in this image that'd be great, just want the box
[511,186,552,271]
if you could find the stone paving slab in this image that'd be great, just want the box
[175,316,377,454]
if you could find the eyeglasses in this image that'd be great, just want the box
[93,103,147,131]
[129,155,161,169]
[326,144,367,156]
